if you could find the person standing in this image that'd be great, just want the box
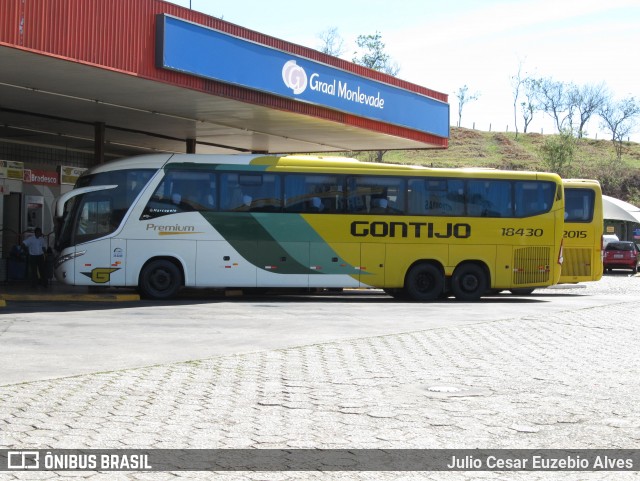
[23,227,48,287]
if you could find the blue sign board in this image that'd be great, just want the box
[156,15,449,138]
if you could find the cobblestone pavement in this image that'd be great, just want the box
[1,276,640,480]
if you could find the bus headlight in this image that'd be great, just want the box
[54,250,86,269]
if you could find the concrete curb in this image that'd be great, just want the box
[0,293,140,304]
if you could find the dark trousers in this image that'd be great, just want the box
[28,254,47,287]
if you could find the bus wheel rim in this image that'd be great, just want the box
[150,268,171,290]
[461,274,479,292]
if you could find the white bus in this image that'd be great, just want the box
[54,154,565,300]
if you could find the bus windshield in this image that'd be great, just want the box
[564,187,595,222]
[55,168,155,251]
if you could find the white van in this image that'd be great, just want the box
[603,234,619,247]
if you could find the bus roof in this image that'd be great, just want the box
[562,178,602,187]
[81,153,562,182]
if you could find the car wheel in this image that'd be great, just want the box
[139,259,182,300]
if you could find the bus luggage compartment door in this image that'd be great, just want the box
[196,240,257,288]
[257,241,309,288]
[359,243,386,288]
[309,242,360,289]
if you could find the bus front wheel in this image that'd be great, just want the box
[404,263,444,301]
[451,263,488,301]
[139,259,182,300]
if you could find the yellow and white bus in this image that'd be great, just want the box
[560,179,604,283]
[53,154,565,301]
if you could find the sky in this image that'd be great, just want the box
[166,0,640,142]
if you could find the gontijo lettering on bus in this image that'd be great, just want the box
[350,221,471,238]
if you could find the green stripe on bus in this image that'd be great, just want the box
[201,213,356,275]
[253,213,358,275]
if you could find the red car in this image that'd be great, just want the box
[603,241,639,273]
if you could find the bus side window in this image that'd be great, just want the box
[284,175,306,212]
[190,177,216,210]
[142,171,217,218]
[347,195,367,213]
[411,179,463,216]
[285,175,343,213]
[247,174,281,212]
[220,173,281,212]
[466,180,512,217]
[347,176,405,214]
[515,181,555,217]
[408,179,426,214]
[141,177,179,219]
[221,173,250,211]
[425,179,450,215]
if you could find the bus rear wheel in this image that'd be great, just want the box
[404,263,444,301]
[451,263,488,301]
[139,259,182,300]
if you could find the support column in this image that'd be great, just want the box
[94,122,106,164]
[186,138,196,154]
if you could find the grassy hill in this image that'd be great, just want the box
[373,127,640,204]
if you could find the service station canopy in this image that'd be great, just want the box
[0,15,449,161]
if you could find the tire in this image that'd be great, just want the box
[509,288,535,295]
[403,263,444,301]
[451,263,488,301]
[139,259,182,300]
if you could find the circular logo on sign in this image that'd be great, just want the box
[282,60,307,95]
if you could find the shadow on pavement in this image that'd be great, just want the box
[0,284,575,314]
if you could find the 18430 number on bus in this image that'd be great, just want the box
[501,228,543,237]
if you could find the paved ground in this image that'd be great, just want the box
[0,281,626,385]
[1,274,639,480]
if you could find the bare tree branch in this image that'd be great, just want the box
[456,85,480,128]
[317,27,345,57]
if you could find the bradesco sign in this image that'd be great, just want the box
[156,15,448,137]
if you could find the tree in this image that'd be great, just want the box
[511,62,525,138]
[352,31,399,162]
[517,79,540,135]
[352,32,400,76]
[539,129,575,177]
[573,82,609,138]
[598,96,640,161]
[534,78,574,133]
[518,77,540,134]
[455,85,480,128]
[317,27,345,57]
